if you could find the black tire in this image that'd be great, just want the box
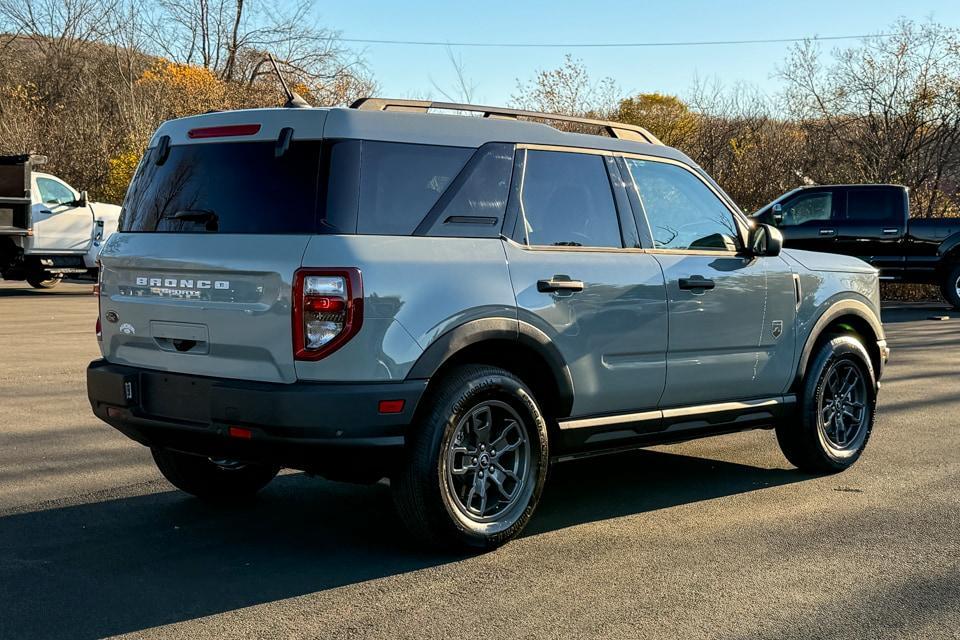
[940,263,960,309]
[27,274,62,289]
[776,335,876,473]
[391,365,550,550]
[151,448,279,501]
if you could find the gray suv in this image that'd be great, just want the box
[87,99,888,549]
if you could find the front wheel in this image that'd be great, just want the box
[940,263,960,309]
[776,335,877,473]
[27,274,62,289]
[391,365,550,550]
[151,448,279,501]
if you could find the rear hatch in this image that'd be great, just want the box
[98,110,327,383]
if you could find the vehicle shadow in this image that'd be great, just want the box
[0,449,805,640]
[881,303,958,324]
[0,286,94,297]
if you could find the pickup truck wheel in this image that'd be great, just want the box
[391,365,549,550]
[151,448,280,501]
[776,335,876,473]
[27,274,62,289]
[940,264,960,309]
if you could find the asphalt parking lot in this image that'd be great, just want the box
[1,280,958,640]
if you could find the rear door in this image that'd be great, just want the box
[834,187,907,277]
[622,156,797,408]
[31,175,91,252]
[99,125,326,384]
[503,147,667,418]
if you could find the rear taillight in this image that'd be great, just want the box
[293,268,363,361]
[96,263,103,341]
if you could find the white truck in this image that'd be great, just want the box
[0,154,120,288]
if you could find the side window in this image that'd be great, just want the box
[357,141,473,235]
[780,191,833,225]
[421,143,515,237]
[36,177,75,206]
[520,150,622,248]
[847,189,897,222]
[626,159,739,251]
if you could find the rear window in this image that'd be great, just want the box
[847,189,899,221]
[119,139,479,235]
[357,141,472,235]
[520,150,622,248]
[120,140,322,233]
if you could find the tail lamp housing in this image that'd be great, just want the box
[293,268,363,361]
[95,261,103,342]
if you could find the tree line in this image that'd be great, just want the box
[1,3,958,230]
[513,20,960,219]
[0,0,374,202]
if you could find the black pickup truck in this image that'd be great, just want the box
[752,184,960,308]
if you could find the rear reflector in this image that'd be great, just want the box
[304,296,346,313]
[187,124,261,139]
[378,399,405,414]
[106,407,128,418]
[228,426,253,439]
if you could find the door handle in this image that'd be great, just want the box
[819,228,836,236]
[882,228,899,235]
[537,276,584,293]
[38,209,52,215]
[678,275,716,291]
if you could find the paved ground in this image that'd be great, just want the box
[1,280,958,640]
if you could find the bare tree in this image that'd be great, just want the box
[511,55,619,122]
[429,46,477,104]
[143,0,374,104]
[781,20,960,217]
[0,0,375,203]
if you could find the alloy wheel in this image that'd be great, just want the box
[445,400,531,523]
[818,360,869,451]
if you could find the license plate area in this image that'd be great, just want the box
[140,373,212,424]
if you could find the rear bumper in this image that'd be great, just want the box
[87,360,427,476]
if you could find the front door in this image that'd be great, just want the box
[622,156,797,408]
[31,176,91,252]
[774,187,841,253]
[504,148,667,418]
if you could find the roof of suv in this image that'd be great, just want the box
[149,105,694,166]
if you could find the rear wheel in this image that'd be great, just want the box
[27,274,62,289]
[391,365,549,550]
[776,335,876,473]
[151,448,279,501]
[939,263,960,309]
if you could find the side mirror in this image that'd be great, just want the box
[748,223,783,257]
[771,202,783,223]
[77,190,89,207]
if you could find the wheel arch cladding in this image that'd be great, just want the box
[406,317,575,420]
[796,300,884,389]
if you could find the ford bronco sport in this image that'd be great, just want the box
[87,99,888,549]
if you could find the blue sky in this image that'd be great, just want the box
[318,0,960,105]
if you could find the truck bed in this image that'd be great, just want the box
[0,155,36,237]
[0,196,30,236]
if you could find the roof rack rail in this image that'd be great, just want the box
[350,98,663,145]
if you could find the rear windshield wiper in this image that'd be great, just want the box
[162,209,219,231]
[166,209,218,222]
